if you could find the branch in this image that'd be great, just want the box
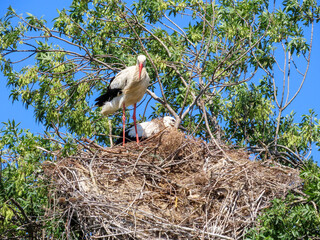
[146,89,179,120]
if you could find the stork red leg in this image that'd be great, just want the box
[122,103,126,146]
[133,103,140,144]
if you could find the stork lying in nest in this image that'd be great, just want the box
[116,116,186,144]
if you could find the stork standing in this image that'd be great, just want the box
[116,116,186,144]
[95,55,150,146]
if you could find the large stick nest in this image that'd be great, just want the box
[43,128,301,239]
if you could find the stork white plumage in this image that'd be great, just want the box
[95,55,150,146]
[116,116,186,144]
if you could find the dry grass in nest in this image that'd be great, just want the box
[43,128,302,239]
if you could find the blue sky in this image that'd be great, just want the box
[1,0,320,163]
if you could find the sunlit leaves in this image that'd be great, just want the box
[133,0,169,23]
[223,80,275,145]
[0,8,24,50]
[282,110,320,155]
[0,120,81,237]
[0,120,49,232]
[286,36,309,55]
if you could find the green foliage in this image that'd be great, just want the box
[223,79,275,145]
[281,110,320,155]
[245,161,320,239]
[221,77,320,166]
[0,120,81,238]
[0,120,48,237]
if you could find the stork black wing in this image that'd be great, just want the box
[94,77,122,106]
[94,88,122,106]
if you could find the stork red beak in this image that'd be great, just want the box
[139,63,143,79]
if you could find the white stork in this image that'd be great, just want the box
[95,55,150,146]
[116,116,186,144]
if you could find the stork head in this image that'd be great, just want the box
[163,116,176,127]
[163,116,187,131]
[137,55,146,79]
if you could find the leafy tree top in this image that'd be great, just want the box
[0,0,319,165]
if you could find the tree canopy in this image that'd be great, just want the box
[1,0,320,238]
[1,0,320,164]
